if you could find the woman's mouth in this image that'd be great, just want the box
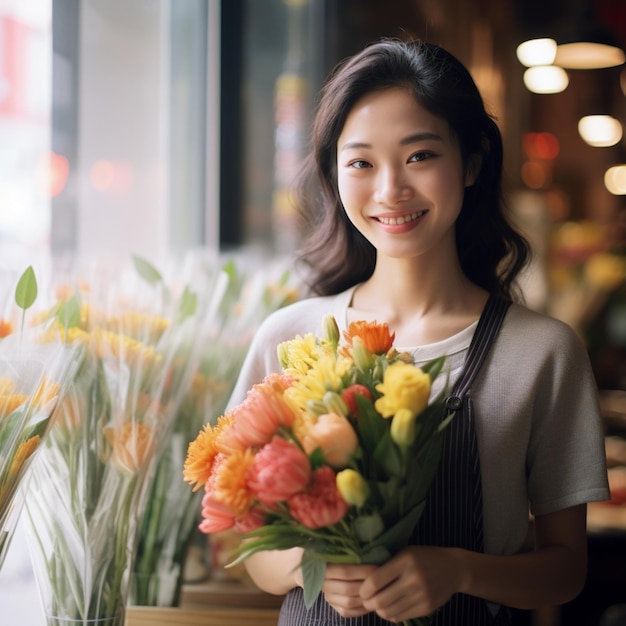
[375,210,427,225]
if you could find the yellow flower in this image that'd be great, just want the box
[277,333,325,374]
[285,354,349,412]
[91,327,162,369]
[0,393,29,418]
[336,469,369,507]
[106,311,170,342]
[184,423,219,491]
[375,361,431,418]
[10,435,41,476]
[390,408,417,448]
[104,422,155,474]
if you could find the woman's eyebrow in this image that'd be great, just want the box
[339,132,444,152]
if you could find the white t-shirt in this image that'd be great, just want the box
[227,286,610,557]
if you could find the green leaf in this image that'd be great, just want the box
[179,285,198,322]
[15,266,37,311]
[301,551,326,609]
[132,255,162,285]
[420,355,446,381]
[356,394,387,454]
[56,293,81,330]
[373,430,403,477]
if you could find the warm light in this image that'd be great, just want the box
[516,38,557,67]
[605,165,626,195]
[578,115,623,147]
[555,42,625,69]
[523,66,569,94]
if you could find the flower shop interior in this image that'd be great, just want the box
[1,0,626,625]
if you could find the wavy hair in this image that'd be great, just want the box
[295,38,529,298]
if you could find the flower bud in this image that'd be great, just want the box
[323,391,348,417]
[306,399,329,417]
[336,468,369,507]
[352,337,374,371]
[322,314,340,349]
[276,341,290,369]
[390,408,417,448]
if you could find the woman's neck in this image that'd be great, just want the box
[347,257,489,346]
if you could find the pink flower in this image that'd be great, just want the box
[231,381,296,448]
[247,436,311,505]
[302,413,359,468]
[233,507,266,533]
[199,492,235,533]
[287,466,350,529]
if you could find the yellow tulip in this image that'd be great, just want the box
[336,468,369,507]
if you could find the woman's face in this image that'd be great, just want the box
[336,87,473,263]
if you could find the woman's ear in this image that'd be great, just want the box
[465,153,482,187]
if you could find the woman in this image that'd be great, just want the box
[228,39,609,625]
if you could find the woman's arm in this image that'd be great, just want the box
[359,504,588,622]
[244,547,304,596]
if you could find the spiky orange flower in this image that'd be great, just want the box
[212,448,256,515]
[341,320,395,355]
[184,424,219,491]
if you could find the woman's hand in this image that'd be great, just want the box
[359,546,465,622]
[321,563,378,618]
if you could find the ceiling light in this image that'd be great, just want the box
[523,66,569,94]
[605,165,626,195]
[554,11,626,69]
[516,38,557,67]
[578,115,623,147]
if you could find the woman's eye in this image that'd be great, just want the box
[408,152,432,163]
[349,160,371,169]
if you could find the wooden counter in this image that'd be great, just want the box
[126,606,280,626]
[126,579,283,626]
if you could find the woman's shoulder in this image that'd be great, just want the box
[503,301,587,356]
[253,288,354,344]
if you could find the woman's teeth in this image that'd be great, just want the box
[377,210,426,225]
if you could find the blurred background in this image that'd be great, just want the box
[1,0,626,624]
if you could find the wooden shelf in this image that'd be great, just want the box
[126,606,280,626]
[180,579,284,609]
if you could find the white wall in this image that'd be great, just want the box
[77,0,169,263]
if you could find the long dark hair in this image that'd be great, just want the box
[295,38,530,299]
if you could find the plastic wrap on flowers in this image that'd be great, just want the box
[131,254,299,606]
[23,257,205,626]
[0,266,81,572]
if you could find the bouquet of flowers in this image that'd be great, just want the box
[23,256,206,626]
[0,266,81,572]
[131,255,299,606]
[184,314,452,626]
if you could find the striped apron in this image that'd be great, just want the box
[277,294,512,626]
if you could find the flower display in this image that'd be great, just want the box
[130,255,299,606]
[0,266,81,573]
[23,256,208,626]
[184,315,452,626]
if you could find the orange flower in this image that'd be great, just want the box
[184,424,219,491]
[0,319,13,338]
[212,448,256,515]
[10,435,41,476]
[0,393,29,418]
[104,422,155,473]
[341,320,395,355]
[301,413,359,468]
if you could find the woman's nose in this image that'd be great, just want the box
[373,167,412,205]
